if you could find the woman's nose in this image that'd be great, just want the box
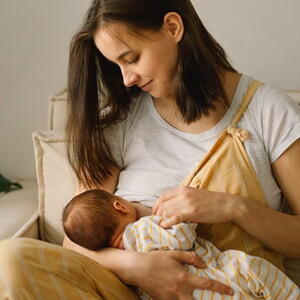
[122,69,139,87]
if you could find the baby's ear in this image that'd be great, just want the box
[113,200,131,214]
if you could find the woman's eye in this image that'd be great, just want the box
[128,56,139,64]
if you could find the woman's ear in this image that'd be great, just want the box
[113,200,131,214]
[163,12,184,43]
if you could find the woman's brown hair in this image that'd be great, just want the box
[67,0,236,188]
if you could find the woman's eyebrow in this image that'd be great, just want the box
[117,50,133,61]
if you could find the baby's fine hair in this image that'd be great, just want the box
[62,189,120,250]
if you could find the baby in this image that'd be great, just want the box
[63,189,300,300]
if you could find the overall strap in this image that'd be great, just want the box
[231,80,262,125]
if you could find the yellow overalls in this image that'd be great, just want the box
[181,80,284,271]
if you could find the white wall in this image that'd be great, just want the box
[193,0,300,89]
[0,0,299,180]
[0,0,90,180]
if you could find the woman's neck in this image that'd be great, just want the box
[153,71,242,134]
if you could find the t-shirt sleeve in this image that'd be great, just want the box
[255,85,300,164]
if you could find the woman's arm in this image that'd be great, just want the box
[234,138,300,258]
[153,139,300,259]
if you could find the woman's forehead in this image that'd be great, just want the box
[94,25,134,60]
[94,23,161,60]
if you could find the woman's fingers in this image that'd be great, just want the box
[171,250,206,268]
[159,215,183,228]
[189,275,235,296]
[152,188,179,214]
[170,251,234,296]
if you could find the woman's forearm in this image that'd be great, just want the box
[232,195,300,259]
[63,235,137,284]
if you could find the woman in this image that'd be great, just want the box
[65,0,300,294]
[1,0,299,299]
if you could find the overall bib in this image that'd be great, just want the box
[181,80,284,271]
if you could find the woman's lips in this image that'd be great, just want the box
[140,80,153,91]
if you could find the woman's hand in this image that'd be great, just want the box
[152,186,240,228]
[126,250,234,299]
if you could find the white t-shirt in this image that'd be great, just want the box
[106,74,300,210]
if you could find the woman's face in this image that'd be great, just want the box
[94,23,180,99]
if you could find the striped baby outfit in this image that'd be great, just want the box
[123,215,300,300]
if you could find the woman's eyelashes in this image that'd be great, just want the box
[128,55,140,64]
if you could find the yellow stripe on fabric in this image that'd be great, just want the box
[39,246,67,300]
[134,218,145,228]
[235,253,248,285]
[159,225,162,245]
[285,282,297,300]
[15,239,43,300]
[258,263,270,294]
[256,258,263,280]
[274,275,287,300]
[178,224,192,249]
[143,242,156,253]
[168,230,172,248]
[142,235,151,241]
[269,268,279,293]
[228,261,241,287]
[149,216,154,240]
[130,241,137,251]
[0,269,18,299]
[128,229,135,238]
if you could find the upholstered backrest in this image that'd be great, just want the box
[286,90,300,105]
[48,88,68,131]
[33,89,73,245]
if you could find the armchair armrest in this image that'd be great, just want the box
[0,180,39,240]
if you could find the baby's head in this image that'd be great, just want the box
[62,189,136,250]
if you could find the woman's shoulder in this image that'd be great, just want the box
[236,74,299,116]
[243,76,300,162]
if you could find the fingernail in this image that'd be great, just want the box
[228,288,235,295]
[159,222,166,227]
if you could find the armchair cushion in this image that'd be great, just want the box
[32,130,75,245]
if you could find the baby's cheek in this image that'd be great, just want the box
[119,239,125,250]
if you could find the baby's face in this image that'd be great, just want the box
[110,224,125,249]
